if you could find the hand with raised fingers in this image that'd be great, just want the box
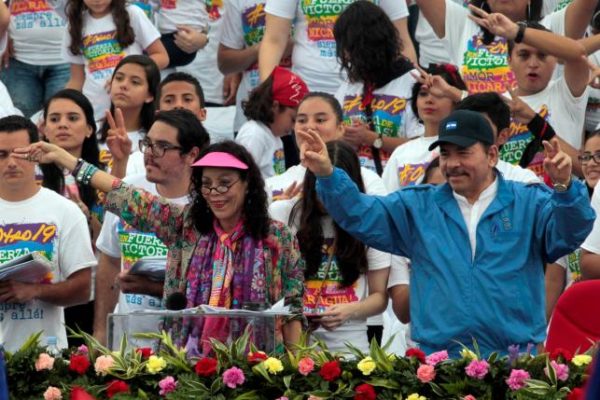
[502,88,536,124]
[12,141,76,170]
[467,4,519,40]
[105,108,132,163]
[296,128,333,177]
[542,137,572,186]
[281,181,302,200]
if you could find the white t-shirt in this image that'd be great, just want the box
[177,2,224,104]
[586,50,600,133]
[335,72,424,172]
[96,174,189,316]
[62,5,161,120]
[556,249,581,289]
[0,188,96,352]
[235,120,285,178]
[443,0,565,94]
[99,129,146,176]
[156,0,208,32]
[581,187,600,254]
[496,159,540,183]
[382,136,438,191]
[269,200,390,353]
[266,164,387,201]
[265,0,408,94]
[499,79,588,177]
[8,0,67,65]
[220,0,292,132]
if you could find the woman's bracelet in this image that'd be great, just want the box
[72,160,99,185]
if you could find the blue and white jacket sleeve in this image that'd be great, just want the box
[537,180,595,263]
[316,167,413,257]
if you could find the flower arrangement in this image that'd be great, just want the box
[3,330,595,400]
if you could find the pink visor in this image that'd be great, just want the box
[192,151,249,170]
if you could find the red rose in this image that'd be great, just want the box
[70,386,96,400]
[550,348,573,362]
[69,354,91,375]
[106,380,130,398]
[319,360,342,382]
[405,348,426,364]
[354,383,376,400]
[247,351,268,363]
[136,347,153,359]
[195,357,218,377]
[567,387,584,400]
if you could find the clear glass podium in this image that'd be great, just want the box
[107,308,288,354]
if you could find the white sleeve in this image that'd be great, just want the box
[61,23,85,64]
[443,0,470,61]
[382,152,401,193]
[235,123,271,173]
[366,247,392,271]
[387,255,410,288]
[581,188,600,254]
[555,255,568,269]
[334,83,347,110]
[220,0,245,49]
[128,5,161,50]
[553,78,589,147]
[361,167,388,195]
[268,199,295,226]
[57,206,97,278]
[541,7,566,36]
[95,212,123,259]
[380,0,409,20]
[265,0,297,20]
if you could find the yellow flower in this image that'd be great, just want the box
[263,357,284,374]
[406,393,427,400]
[460,348,478,361]
[387,353,397,362]
[146,355,167,374]
[572,354,592,367]
[357,356,376,376]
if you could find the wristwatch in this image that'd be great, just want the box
[553,180,571,192]
[515,21,527,44]
[373,133,384,149]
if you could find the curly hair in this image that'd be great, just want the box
[411,63,467,120]
[189,141,270,240]
[334,1,411,88]
[290,140,368,287]
[66,0,135,56]
[242,75,278,124]
[470,0,542,45]
[98,55,161,143]
[41,89,103,210]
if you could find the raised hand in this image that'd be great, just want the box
[411,64,461,101]
[296,128,333,177]
[467,5,519,40]
[502,88,537,124]
[281,181,302,200]
[542,138,572,186]
[105,108,132,163]
[12,141,77,170]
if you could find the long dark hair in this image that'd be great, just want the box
[470,0,543,44]
[41,89,102,209]
[98,55,160,143]
[290,141,368,287]
[189,141,270,240]
[66,0,135,56]
[334,1,412,88]
[411,63,466,120]
[242,75,278,125]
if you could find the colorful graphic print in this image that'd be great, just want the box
[205,0,222,20]
[10,0,64,30]
[397,161,431,187]
[500,105,550,176]
[82,30,125,80]
[461,34,517,94]
[272,148,286,176]
[0,223,57,264]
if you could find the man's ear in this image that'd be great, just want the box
[497,128,510,146]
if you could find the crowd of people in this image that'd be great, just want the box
[0,0,599,362]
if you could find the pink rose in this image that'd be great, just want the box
[545,360,569,382]
[159,376,178,396]
[77,344,89,354]
[416,364,436,383]
[463,395,477,400]
[222,366,245,389]
[298,357,315,376]
[94,355,115,376]
[35,353,55,371]
[465,360,489,380]
[43,386,62,400]
[506,369,531,390]
[426,350,449,366]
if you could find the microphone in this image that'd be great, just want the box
[165,292,187,310]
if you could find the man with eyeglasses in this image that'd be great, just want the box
[93,109,210,346]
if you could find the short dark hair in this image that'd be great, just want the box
[507,21,550,55]
[159,72,205,108]
[153,109,210,156]
[455,92,511,133]
[299,92,344,124]
[0,115,39,143]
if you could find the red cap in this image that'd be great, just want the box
[271,66,309,107]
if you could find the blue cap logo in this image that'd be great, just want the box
[446,121,458,130]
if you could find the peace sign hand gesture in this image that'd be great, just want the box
[105,108,132,163]
[468,4,520,40]
[543,138,572,187]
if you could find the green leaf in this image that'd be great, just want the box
[367,377,401,389]
[283,374,292,389]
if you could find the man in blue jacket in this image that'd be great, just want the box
[298,109,595,356]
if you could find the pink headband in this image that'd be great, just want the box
[192,152,249,170]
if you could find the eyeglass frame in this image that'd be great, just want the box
[200,179,241,196]
[578,152,600,164]
[138,138,184,158]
